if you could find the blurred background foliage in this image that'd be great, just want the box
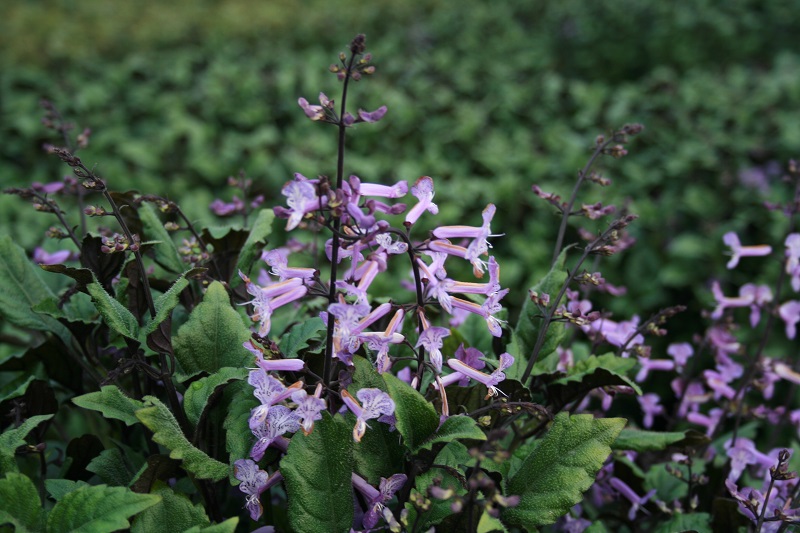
[2,0,800,336]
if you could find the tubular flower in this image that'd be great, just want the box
[415,325,450,374]
[250,405,301,461]
[341,388,395,442]
[277,174,327,231]
[240,271,308,336]
[233,459,270,520]
[450,288,510,337]
[291,383,326,435]
[247,369,303,431]
[432,203,499,269]
[446,352,514,399]
[243,340,305,373]
[352,472,407,530]
[405,176,438,225]
[723,231,772,269]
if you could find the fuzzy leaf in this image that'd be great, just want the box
[507,247,570,381]
[407,441,471,530]
[612,428,709,452]
[353,420,405,485]
[282,412,354,533]
[86,448,141,486]
[183,367,248,427]
[0,374,35,403]
[135,396,229,481]
[87,279,139,339]
[72,386,144,427]
[653,512,712,533]
[131,482,210,533]
[46,484,161,533]
[0,414,53,475]
[0,235,70,341]
[182,519,240,533]
[502,413,625,528]
[414,415,486,453]
[142,268,203,336]
[222,382,259,472]
[546,352,642,408]
[0,472,45,532]
[230,209,275,288]
[172,281,251,380]
[351,355,388,391]
[45,479,90,501]
[382,372,439,451]
[278,317,325,358]
[138,202,185,274]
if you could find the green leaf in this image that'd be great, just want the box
[278,317,325,358]
[142,268,203,336]
[0,374,35,403]
[182,518,239,533]
[172,281,251,380]
[72,386,144,427]
[135,396,229,481]
[282,412,354,533]
[353,420,405,485]
[87,279,139,339]
[231,209,275,288]
[546,352,642,408]
[612,428,709,452]
[46,484,161,533]
[503,413,625,528]
[0,472,45,532]
[382,373,439,451]
[0,414,53,475]
[138,202,185,274]
[653,512,712,533]
[86,448,142,486]
[351,355,388,391]
[45,479,90,501]
[408,441,470,530]
[414,415,486,453]
[477,512,508,533]
[507,247,570,381]
[0,235,70,342]
[131,482,210,533]
[183,367,248,427]
[222,382,258,473]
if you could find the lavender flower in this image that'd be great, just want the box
[608,477,655,520]
[352,472,407,529]
[446,352,514,399]
[291,383,326,435]
[234,459,270,520]
[786,233,800,291]
[340,388,395,442]
[416,324,450,374]
[404,176,438,225]
[723,231,772,269]
[250,405,301,461]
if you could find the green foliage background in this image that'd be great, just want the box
[3,0,800,324]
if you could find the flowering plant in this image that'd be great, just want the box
[1,34,799,533]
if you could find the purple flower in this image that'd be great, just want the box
[240,272,308,336]
[341,388,395,442]
[779,300,800,339]
[357,105,388,123]
[710,281,753,320]
[667,342,694,369]
[405,176,438,225]
[432,204,498,270]
[209,196,244,216]
[687,407,724,437]
[291,384,326,435]
[32,247,72,265]
[739,283,773,326]
[358,308,405,374]
[637,393,664,428]
[446,352,514,399]
[277,174,327,231]
[724,437,775,481]
[297,93,332,121]
[449,287,509,337]
[703,369,736,400]
[416,325,450,374]
[723,231,772,269]
[438,344,486,388]
[785,233,800,291]
[244,340,305,373]
[635,357,675,383]
[608,477,656,520]
[250,405,301,461]
[262,249,316,281]
[234,459,270,520]
[357,179,408,199]
[352,472,407,529]
[247,369,302,430]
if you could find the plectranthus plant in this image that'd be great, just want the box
[5,33,797,533]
